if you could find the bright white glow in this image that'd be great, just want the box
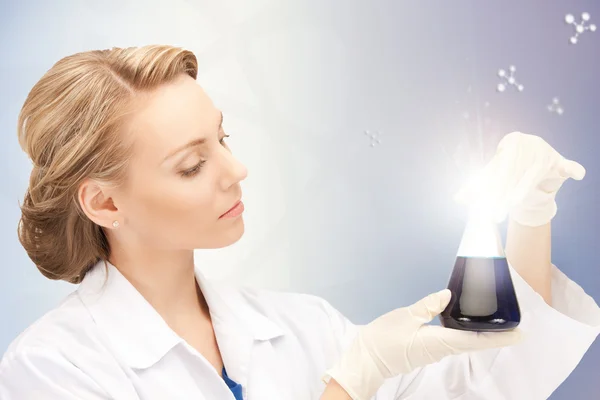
[456,212,505,258]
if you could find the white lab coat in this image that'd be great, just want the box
[0,260,599,400]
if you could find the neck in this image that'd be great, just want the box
[108,243,208,324]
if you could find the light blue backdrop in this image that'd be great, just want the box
[1,0,598,398]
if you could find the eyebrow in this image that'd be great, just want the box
[163,112,224,162]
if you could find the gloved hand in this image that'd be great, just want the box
[322,289,522,400]
[454,132,586,227]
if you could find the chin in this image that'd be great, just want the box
[225,219,245,246]
[205,217,246,249]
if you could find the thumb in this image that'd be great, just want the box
[558,158,586,181]
[407,289,452,325]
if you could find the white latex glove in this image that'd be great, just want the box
[322,289,522,400]
[454,132,586,227]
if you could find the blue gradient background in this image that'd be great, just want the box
[1,0,598,398]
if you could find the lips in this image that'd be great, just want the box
[220,200,242,218]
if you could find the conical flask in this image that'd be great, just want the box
[439,212,521,331]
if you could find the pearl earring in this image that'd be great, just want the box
[112,221,120,228]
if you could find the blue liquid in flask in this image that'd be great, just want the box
[440,214,521,332]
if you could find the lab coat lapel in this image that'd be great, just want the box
[213,320,254,389]
[245,340,290,399]
[195,270,253,389]
[195,267,286,399]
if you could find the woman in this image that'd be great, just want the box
[0,44,598,400]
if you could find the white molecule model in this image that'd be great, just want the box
[497,65,524,93]
[547,97,564,115]
[364,130,382,147]
[565,13,596,44]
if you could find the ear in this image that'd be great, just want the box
[78,178,120,229]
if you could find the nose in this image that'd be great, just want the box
[218,146,248,190]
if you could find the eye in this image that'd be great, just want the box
[180,160,206,178]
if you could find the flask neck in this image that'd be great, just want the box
[456,212,505,258]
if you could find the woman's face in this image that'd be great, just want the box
[113,74,248,250]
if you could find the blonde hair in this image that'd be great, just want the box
[17,45,198,284]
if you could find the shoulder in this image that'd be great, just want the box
[0,292,114,397]
[1,291,104,369]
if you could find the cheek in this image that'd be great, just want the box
[122,177,218,234]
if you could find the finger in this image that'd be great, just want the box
[421,326,523,354]
[558,158,586,181]
[407,289,452,325]
[495,131,518,152]
[505,162,547,209]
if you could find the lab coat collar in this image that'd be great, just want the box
[194,267,285,342]
[77,260,285,372]
[195,267,285,388]
[77,260,182,369]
